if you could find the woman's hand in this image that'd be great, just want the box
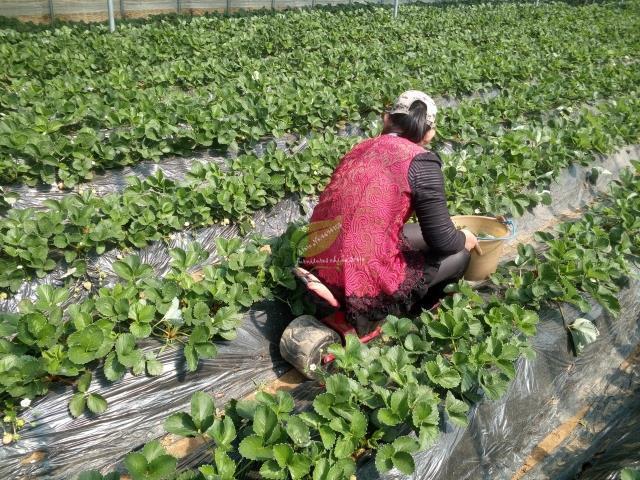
[461,229,478,251]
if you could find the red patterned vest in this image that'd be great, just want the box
[302,134,426,307]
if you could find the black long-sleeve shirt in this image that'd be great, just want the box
[407,151,466,255]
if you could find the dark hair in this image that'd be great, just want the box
[382,100,432,144]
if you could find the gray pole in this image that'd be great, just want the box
[393,0,399,18]
[107,0,116,31]
[272,0,276,10]
[226,0,230,14]
[48,0,55,25]
[177,0,181,13]
[120,0,125,18]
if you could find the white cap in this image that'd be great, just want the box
[389,90,437,127]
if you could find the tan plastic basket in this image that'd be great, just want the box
[451,216,512,281]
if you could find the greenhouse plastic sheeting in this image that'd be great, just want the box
[577,397,640,480]
[0,1,49,18]
[0,0,399,24]
[518,328,640,479]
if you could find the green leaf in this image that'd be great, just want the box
[418,424,440,449]
[146,357,164,376]
[69,392,86,418]
[480,371,510,400]
[273,443,294,468]
[238,434,273,461]
[191,391,215,432]
[621,468,640,480]
[326,458,356,480]
[77,371,92,393]
[377,408,401,426]
[374,444,395,473]
[103,351,126,381]
[142,440,166,462]
[184,344,198,372]
[569,317,600,355]
[288,453,312,479]
[392,436,419,453]
[334,436,357,459]
[124,452,147,477]
[445,391,469,427]
[234,399,258,419]
[312,458,331,480]
[86,393,108,414]
[392,451,415,475]
[206,416,236,446]
[319,425,336,449]
[164,412,198,437]
[194,342,217,359]
[381,315,414,338]
[115,333,135,355]
[260,460,287,480]
[412,397,439,429]
[129,302,156,323]
[425,356,461,389]
[325,374,351,403]
[189,326,210,345]
[0,313,19,337]
[597,293,620,316]
[275,390,295,414]
[147,454,177,479]
[253,404,278,439]
[113,259,135,282]
[286,415,311,446]
[214,450,236,479]
[130,322,152,338]
[349,410,368,439]
[199,465,217,479]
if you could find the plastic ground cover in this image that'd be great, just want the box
[576,391,640,480]
[1,144,638,478]
[313,270,640,480]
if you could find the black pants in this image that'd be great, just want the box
[402,223,470,290]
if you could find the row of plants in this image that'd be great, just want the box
[0,237,274,427]
[1,76,638,294]
[71,164,640,479]
[1,2,638,185]
[0,31,639,211]
[2,50,637,213]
